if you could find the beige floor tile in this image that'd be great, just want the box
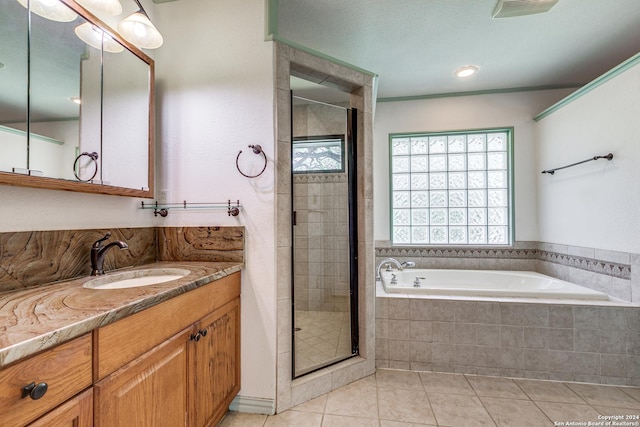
[566,383,640,409]
[218,411,268,427]
[428,393,496,426]
[514,379,585,404]
[291,394,327,414]
[420,372,475,395]
[354,373,377,387]
[376,368,424,390]
[480,397,554,427]
[536,401,603,424]
[377,388,437,425]
[321,414,381,426]
[379,421,436,427]
[324,383,378,419]
[593,406,640,417]
[466,375,529,399]
[264,410,323,427]
[620,387,640,402]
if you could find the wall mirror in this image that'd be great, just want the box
[0,0,154,197]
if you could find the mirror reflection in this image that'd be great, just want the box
[0,0,28,174]
[102,47,150,189]
[0,0,153,194]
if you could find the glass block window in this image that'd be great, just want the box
[293,135,345,173]
[390,129,513,245]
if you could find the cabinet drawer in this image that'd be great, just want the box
[0,333,92,427]
[95,272,240,381]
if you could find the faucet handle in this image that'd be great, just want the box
[92,232,112,248]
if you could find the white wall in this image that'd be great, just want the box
[536,62,640,253]
[153,0,276,401]
[373,89,574,243]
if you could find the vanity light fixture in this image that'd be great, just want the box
[117,0,163,49]
[16,0,77,22]
[74,22,124,53]
[75,0,122,16]
[455,65,478,78]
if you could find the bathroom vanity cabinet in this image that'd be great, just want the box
[94,271,240,427]
[0,271,240,427]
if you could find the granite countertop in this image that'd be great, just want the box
[0,261,242,368]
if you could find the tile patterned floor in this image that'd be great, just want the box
[294,310,352,374]
[219,369,640,426]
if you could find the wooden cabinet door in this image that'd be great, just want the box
[94,329,190,427]
[27,388,93,427]
[189,298,240,427]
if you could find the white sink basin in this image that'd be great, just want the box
[83,268,191,290]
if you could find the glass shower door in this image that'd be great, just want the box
[291,84,358,378]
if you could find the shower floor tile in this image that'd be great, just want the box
[294,310,352,374]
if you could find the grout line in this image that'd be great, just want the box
[465,374,500,427]
[512,379,556,425]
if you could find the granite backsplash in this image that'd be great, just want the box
[0,226,244,293]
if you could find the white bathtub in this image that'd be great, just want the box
[379,269,610,301]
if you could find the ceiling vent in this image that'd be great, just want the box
[492,0,559,18]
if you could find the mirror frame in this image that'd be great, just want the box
[0,0,155,198]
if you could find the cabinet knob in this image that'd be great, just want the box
[22,382,48,400]
[198,329,207,337]
[190,332,201,342]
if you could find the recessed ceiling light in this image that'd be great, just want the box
[455,65,478,78]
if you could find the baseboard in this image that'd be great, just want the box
[229,395,276,415]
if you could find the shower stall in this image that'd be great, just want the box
[291,78,358,377]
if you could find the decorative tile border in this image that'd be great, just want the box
[375,244,631,280]
[538,250,630,280]
[293,173,347,184]
[376,246,536,260]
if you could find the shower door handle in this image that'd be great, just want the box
[293,210,297,226]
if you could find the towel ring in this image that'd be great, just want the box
[236,144,267,178]
[73,151,99,182]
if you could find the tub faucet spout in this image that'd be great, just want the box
[376,258,402,281]
[90,232,128,276]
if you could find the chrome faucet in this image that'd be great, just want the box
[376,258,416,281]
[90,232,129,276]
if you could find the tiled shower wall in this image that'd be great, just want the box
[293,173,350,312]
[292,101,351,313]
